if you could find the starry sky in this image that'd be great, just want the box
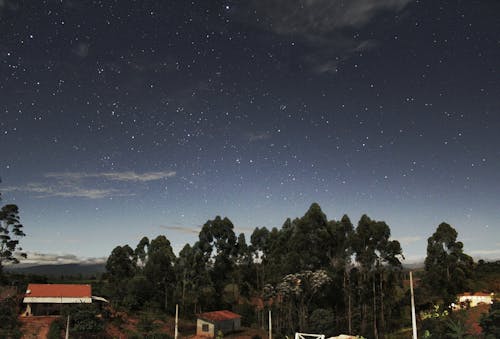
[1,0,499,264]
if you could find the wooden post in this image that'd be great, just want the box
[410,271,418,339]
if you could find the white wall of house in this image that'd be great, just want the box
[458,294,492,307]
[197,318,215,337]
[23,297,92,303]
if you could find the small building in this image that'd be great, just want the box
[456,292,494,309]
[196,310,241,337]
[22,284,92,316]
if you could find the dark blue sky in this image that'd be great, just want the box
[1,0,499,264]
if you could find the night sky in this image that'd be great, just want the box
[1,0,499,264]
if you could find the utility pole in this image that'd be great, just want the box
[65,315,70,339]
[268,310,272,339]
[410,271,418,339]
[175,304,179,339]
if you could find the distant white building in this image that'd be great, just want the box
[455,292,494,309]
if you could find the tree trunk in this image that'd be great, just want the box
[256,264,260,291]
[361,303,367,335]
[164,283,169,311]
[373,278,378,339]
[379,272,385,335]
[182,270,186,308]
[346,269,352,334]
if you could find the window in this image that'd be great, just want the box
[202,324,209,332]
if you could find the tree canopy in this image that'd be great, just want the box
[102,203,480,338]
[0,203,26,273]
[423,222,474,304]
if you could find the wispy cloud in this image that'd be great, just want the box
[73,42,90,58]
[252,0,411,34]
[470,249,500,256]
[159,224,255,236]
[45,170,176,182]
[247,132,271,142]
[401,256,425,265]
[397,235,422,245]
[234,225,258,233]
[159,225,200,235]
[0,0,20,16]
[243,0,412,73]
[13,252,107,265]
[3,182,131,199]
[4,170,176,199]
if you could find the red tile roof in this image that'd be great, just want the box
[198,310,241,322]
[25,284,91,298]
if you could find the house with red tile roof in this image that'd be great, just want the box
[22,284,92,316]
[196,310,241,337]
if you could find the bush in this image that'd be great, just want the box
[62,304,104,333]
[47,318,64,339]
[144,333,173,339]
[0,296,22,338]
[137,313,160,334]
[124,329,142,339]
[308,308,336,336]
[233,302,256,327]
[123,330,173,339]
[480,301,500,338]
[421,309,472,338]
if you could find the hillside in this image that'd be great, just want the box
[4,263,106,277]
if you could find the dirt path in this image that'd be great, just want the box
[19,316,58,339]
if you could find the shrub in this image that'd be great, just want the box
[137,313,160,334]
[62,304,104,333]
[480,301,500,339]
[308,308,336,336]
[0,296,22,338]
[47,318,64,339]
[144,333,173,339]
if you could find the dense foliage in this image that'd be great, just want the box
[0,197,491,338]
[422,223,474,306]
[47,318,64,339]
[0,295,22,338]
[474,260,500,292]
[480,301,500,338]
[105,203,410,338]
[0,195,26,273]
[68,305,104,333]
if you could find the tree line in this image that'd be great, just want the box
[1,195,496,338]
[103,202,480,338]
